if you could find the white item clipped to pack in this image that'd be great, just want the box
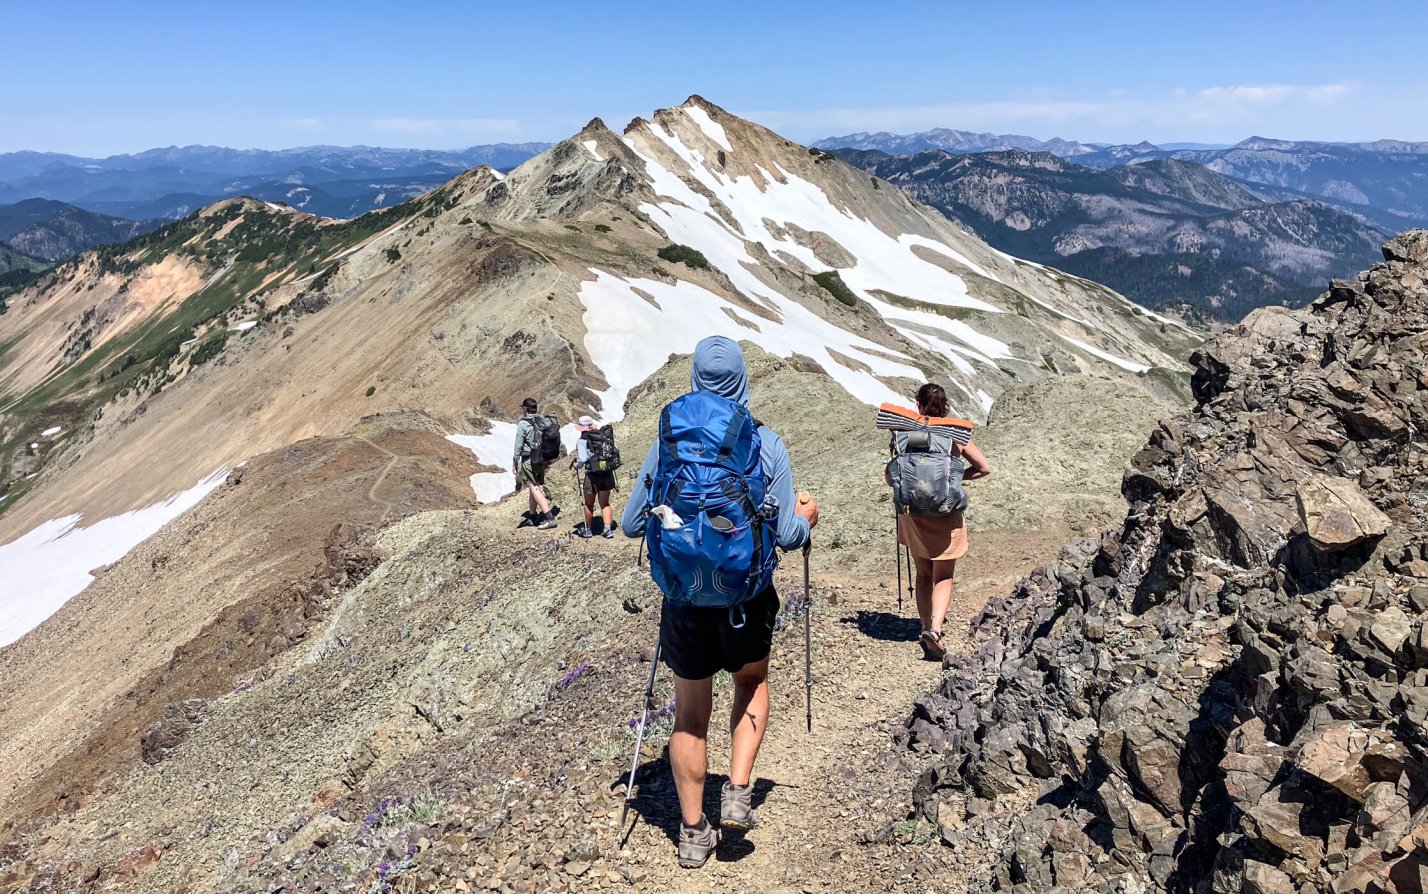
[650,505,685,529]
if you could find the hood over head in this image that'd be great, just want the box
[690,336,749,406]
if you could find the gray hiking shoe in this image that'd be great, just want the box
[536,513,557,530]
[678,817,720,868]
[720,781,759,831]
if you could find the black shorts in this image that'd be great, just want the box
[660,587,779,681]
[584,469,617,493]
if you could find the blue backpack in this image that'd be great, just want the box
[643,391,780,612]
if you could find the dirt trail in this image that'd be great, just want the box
[624,527,1069,894]
[359,435,400,522]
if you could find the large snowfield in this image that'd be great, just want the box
[0,469,228,647]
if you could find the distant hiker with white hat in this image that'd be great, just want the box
[512,397,561,530]
[570,414,621,538]
[622,336,819,869]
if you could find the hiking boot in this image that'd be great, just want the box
[602,527,615,539]
[677,817,720,868]
[537,513,557,530]
[720,781,759,831]
[919,629,946,661]
[578,524,593,539]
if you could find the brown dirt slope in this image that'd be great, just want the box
[0,415,475,830]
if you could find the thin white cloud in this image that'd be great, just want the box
[368,117,522,137]
[749,82,1364,142]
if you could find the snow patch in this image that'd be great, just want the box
[40,427,61,437]
[447,424,518,504]
[1056,333,1151,373]
[579,269,920,419]
[448,422,583,504]
[229,320,257,332]
[0,469,229,647]
[684,105,732,151]
[581,140,604,161]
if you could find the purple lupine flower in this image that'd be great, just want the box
[555,661,594,690]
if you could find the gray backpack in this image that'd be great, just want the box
[890,429,968,516]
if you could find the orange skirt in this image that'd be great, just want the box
[898,511,968,561]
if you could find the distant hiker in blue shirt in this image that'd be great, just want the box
[623,336,819,869]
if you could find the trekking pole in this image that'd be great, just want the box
[903,544,915,611]
[619,626,663,831]
[892,503,902,615]
[803,538,813,734]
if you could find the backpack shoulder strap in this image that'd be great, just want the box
[717,403,752,460]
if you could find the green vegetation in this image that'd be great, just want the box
[458,216,473,225]
[0,193,438,496]
[870,289,985,321]
[651,265,670,278]
[384,247,401,263]
[365,385,376,397]
[657,244,709,270]
[871,177,880,190]
[189,331,230,367]
[812,270,858,307]
[593,224,611,233]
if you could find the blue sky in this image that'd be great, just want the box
[5,0,1427,155]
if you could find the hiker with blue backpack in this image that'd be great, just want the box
[885,383,991,660]
[620,336,819,869]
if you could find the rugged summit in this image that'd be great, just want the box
[907,231,1428,892]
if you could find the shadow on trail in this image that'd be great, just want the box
[842,610,920,643]
[615,753,782,861]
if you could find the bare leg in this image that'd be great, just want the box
[671,675,714,827]
[914,555,933,632]
[583,483,596,526]
[529,484,551,515]
[727,659,770,786]
[929,559,956,634]
[598,490,613,528]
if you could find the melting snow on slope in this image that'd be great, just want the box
[581,140,604,161]
[683,105,732,151]
[229,320,257,332]
[447,424,519,504]
[447,424,583,504]
[579,269,920,421]
[40,427,62,437]
[0,468,228,647]
[1056,333,1151,373]
[613,121,1037,416]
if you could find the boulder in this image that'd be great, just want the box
[1296,474,1391,552]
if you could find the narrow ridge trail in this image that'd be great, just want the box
[626,528,1068,894]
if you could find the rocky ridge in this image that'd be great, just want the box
[906,231,1428,892]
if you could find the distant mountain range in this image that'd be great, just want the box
[812,129,1237,158]
[0,198,163,263]
[1073,138,1428,229]
[812,128,1102,157]
[818,131,1428,231]
[834,148,1386,321]
[0,143,551,221]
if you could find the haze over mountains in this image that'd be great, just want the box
[0,143,551,221]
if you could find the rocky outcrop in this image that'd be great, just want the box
[909,231,1428,892]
